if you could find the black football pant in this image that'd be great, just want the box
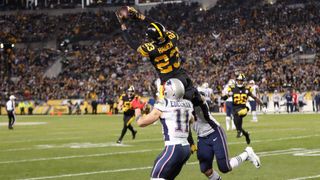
[118,114,135,141]
[7,111,15,128]
[232,109,249,136]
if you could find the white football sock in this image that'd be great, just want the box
[208,170,221,180]
[231,119,236,130]
[229,151,248,169]
[252,111,258,121]
[226,116,231,131]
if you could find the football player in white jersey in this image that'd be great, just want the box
[197,82,213,104]
[192,106,261,180]
[132,78,194,180]
[222,79,236,131]
[248,80,260,122]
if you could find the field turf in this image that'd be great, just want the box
[0,113,319,180]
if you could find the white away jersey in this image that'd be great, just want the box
[154,98,194,146]
[197,87,213,102]
[273,93,281,102]
[192,106,215,137]
[222,85,232,102]
[249,85,259,101]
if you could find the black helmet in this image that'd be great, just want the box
[146,22,166,44]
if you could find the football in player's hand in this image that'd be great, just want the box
[117,6,129,19]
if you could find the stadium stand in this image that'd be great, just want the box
[0,0,319,114]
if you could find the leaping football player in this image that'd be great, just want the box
[115,6,219,145]
[223,74,264,144]
[131,79,194,180]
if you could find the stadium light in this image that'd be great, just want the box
[0,43,3,49]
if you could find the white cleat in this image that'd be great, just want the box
[245,147,261,168]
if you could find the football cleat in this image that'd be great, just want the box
[116,140,122,144]
[245,147,261,168]
[132,130,137,139]
[243,131,251,144]
[236,131,243,138]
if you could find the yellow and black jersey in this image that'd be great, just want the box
[228,86,252,109]
[119,94,138,115]
[137,31,182,80]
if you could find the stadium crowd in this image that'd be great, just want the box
[1,0,320,104]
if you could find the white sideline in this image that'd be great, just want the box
[288,174,320,180]
[17,162,199,180]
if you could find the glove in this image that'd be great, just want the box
[190,144,198,154]
[131,97,146,110]
[128,6,144,20]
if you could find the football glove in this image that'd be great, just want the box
[190,144,198,154]
[128,6,144,20]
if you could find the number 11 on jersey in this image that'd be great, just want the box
[175,109,189,132]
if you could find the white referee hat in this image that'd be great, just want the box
[9,95,16,100]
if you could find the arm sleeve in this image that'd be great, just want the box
[122,30,140,50]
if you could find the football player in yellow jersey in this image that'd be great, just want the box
[115,6,219,136]
[224,74,263,144]
[117,86,138,144]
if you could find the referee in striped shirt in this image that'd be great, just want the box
[6,95,16,130]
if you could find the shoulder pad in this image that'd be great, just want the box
[167,31,179,40]
[154,98,168,112]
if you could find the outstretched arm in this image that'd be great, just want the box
[135,108,161,127]
[115,8,141,51]
[122,29,140,50]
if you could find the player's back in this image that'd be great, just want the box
[192,106,215,137]
[154,98,193,146]
[138,31,182,81]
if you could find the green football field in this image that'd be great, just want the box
[0,113,319,180]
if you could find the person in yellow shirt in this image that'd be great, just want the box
[18,101,25,115]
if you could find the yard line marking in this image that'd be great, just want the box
[17,161,199,180]
[2,134,319,152]
[0,149,160,165]
[1,137,83,144]
[11,148,318,179]
[288,174,320,180]
[0,122,47,126]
